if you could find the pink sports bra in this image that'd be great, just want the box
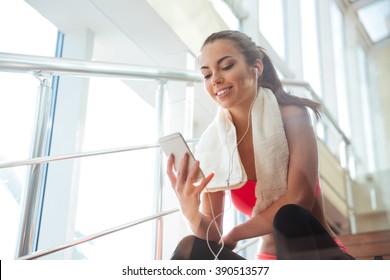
[230,177,321,218]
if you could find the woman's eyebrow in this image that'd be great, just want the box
[200,56,233,70]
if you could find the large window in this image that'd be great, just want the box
[331,1,350,137]
[258,0,286,60]
[300,0,322,98]
[0,0,58,259]
[356,46,375,172]
[74,77,158,259]
[211,0,240,30]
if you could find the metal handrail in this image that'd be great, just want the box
[0,143,158,169]
[18,208,179,260]
[0,52,203,82]
[0,139,199,170]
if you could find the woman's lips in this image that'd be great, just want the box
[215,87,232,97]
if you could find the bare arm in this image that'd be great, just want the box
[167,153,224,241]
[222,105,319,244]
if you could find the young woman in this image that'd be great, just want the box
[166,30,354,260]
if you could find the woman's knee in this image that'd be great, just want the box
[273,204,306,229]
[170,235,196,260]
[274,203,303,219]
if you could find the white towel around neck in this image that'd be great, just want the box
[195,87,289,215]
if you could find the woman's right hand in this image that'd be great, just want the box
[166,153,214,225]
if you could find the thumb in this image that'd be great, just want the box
[196,172,215,193]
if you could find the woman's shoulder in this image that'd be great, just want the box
[279,104,316,140]
[280,104,308,117]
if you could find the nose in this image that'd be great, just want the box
[211,72,223,86]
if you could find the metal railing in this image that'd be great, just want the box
[18,208,179,260]
[0,51,354,260]
[0,52,203,82]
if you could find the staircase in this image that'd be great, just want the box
[338,229,390,260]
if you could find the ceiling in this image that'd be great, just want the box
[348,0,390,45]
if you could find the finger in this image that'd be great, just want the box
[166,154,177,186]
[186,160,201,182]
[195,171,215,193]
[176,153,189,185]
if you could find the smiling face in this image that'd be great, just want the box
[199,39,260,112]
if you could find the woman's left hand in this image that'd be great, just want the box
[220,232,237,250]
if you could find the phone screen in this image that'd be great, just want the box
[158,133,204,181]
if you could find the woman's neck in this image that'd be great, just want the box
[229,96,256,132]
[229,109,252,141]
[229,88,258,124]
[230,110,250,128]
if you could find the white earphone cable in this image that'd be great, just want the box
[205,87,259,260]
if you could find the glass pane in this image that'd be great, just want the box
[73,77,158,259]
[357,0,390,43]
[331,1,350,137]
[259,0,286,59]
[83,78,158,149]
[0,165,27,259]
[300,0,322,97]
[0,73,39,258]
[0,0,57,56]
[356,46,375,171]
[76,150,157,234]
[36,220,154,260]
[210,0,240,30]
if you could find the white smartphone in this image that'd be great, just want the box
[158,132,204,181]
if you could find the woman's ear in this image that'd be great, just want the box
[254,59,264,77]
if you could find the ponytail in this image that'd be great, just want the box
[258,47,322,119]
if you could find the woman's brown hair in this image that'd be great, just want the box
[201,30,322,118]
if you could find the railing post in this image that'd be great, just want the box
[16,73,52,258]
[342,140,357,234]
[153,80,167,260]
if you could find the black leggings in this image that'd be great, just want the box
[170,204,355,260]
[273,204,354,259]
